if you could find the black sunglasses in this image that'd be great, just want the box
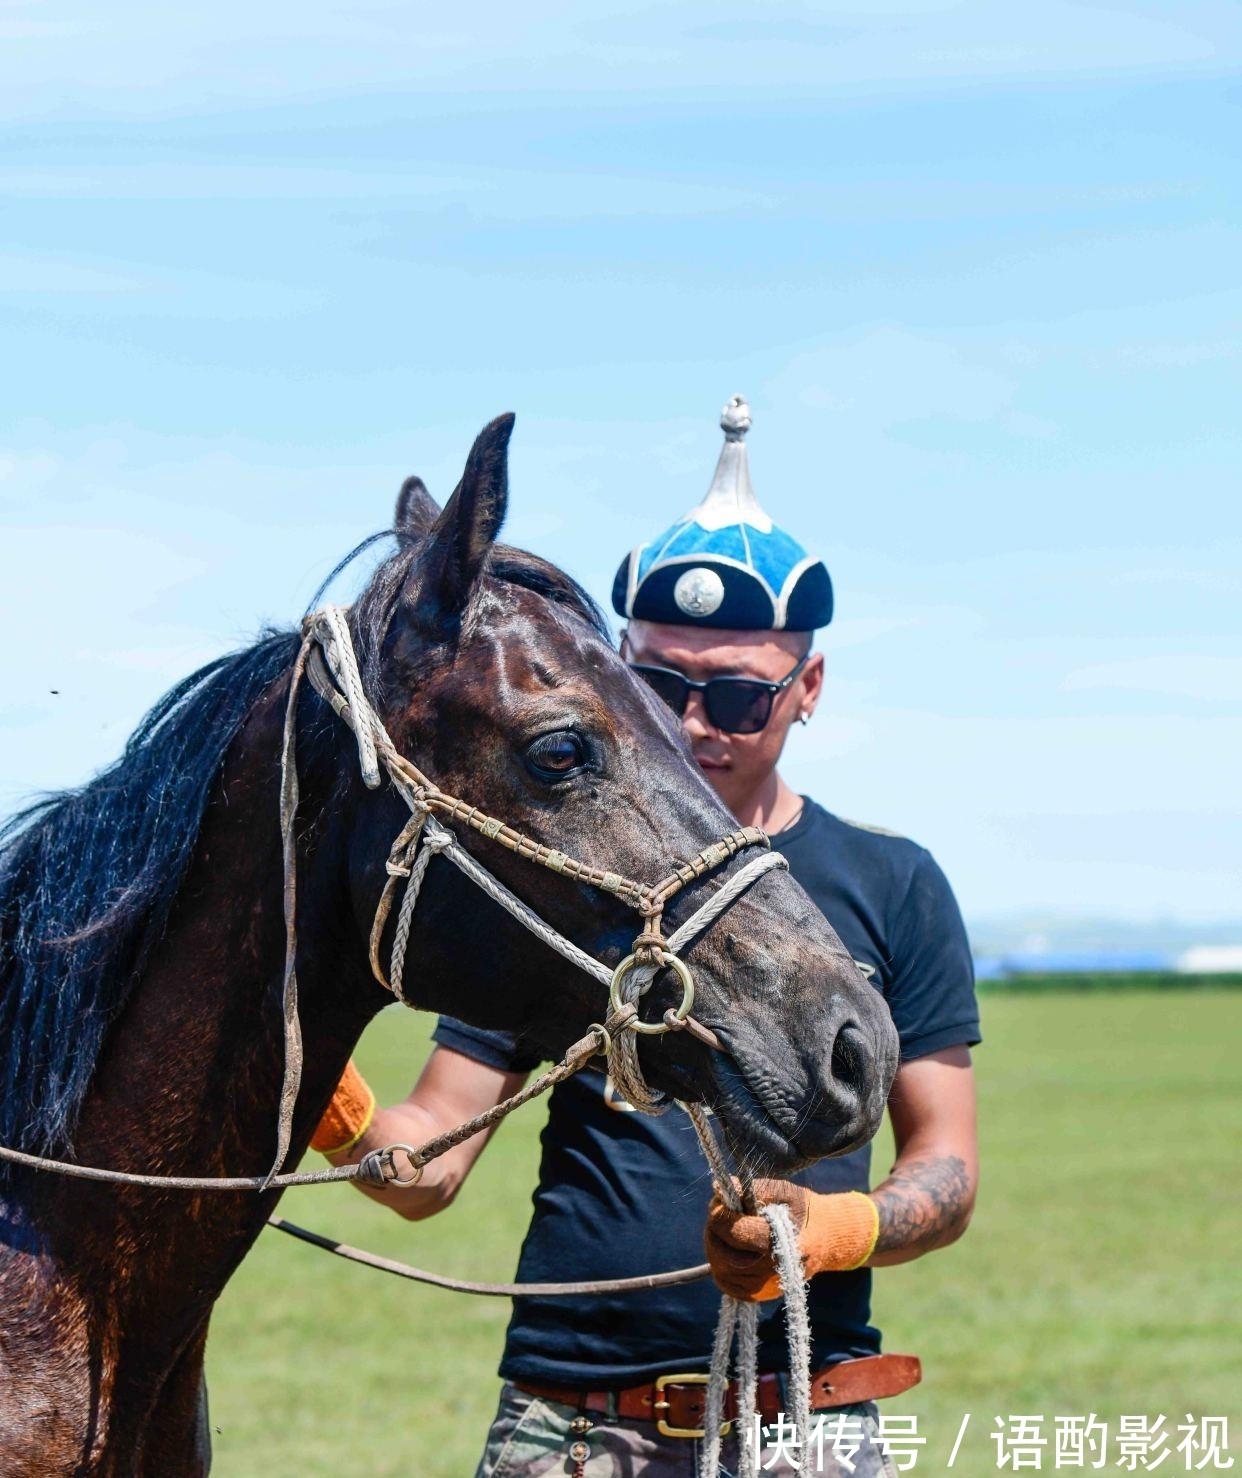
[628,657,809,735]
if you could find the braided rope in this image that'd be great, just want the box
[767,1202,813,1457]
[736,1300,761,1477]
[689,1102,741,1475]
[368,812,427,989]
[664,850,788,953]
[689,1102,748,1475]
[424,818,614,987]
[687,1105,813,1478]
[608,961,671,1114]
[702,1293,740,1476]
[389,828,451,1001]
[272,634,313,1183]
[313,605,383,788]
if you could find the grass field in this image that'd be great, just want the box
[206,989,1242,1476]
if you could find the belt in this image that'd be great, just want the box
[514,1353,922,1440]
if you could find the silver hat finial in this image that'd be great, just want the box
[692,393,771,533]
[720,393,752,442]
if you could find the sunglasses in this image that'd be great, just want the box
[628,656,808,735]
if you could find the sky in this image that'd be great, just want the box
[1,1,1239,929]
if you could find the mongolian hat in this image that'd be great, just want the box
[611,395,833,632]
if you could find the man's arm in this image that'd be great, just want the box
[868,1043,978,1265]
[324,1045,529,1222]
[704,1044,977,1297]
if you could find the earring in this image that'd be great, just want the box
[799,713,809,726]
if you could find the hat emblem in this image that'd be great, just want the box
[673,566,725,618]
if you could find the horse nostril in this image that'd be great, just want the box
[830,1024,869,1102]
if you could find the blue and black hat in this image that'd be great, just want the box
[611,395,833,632]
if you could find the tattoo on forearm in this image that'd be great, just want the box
[871,1155,972,1255]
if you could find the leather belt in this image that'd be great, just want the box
[514,1353,922,1440]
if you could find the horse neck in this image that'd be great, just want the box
[36,680,383,1360]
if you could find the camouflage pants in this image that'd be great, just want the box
[473,1382,901,1477]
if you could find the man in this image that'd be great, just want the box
[313,396,981,1476]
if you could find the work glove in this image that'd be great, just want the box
[704,1179,880,1301]
[310,1058,376,1156]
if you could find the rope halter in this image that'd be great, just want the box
[272,604,789,1171]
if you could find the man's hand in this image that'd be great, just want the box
[704,1180,880,1301]
[315,1046,529,1221]
[705,1047,979,1300]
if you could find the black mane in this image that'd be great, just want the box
[491,544,611,639]
[0,632,299,1161]
[0,529,607,1165]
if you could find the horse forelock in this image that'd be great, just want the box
[350,535,611,695]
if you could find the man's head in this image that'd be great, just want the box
[611,395,833,815]
[622,619,823,816]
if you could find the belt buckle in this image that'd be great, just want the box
[652,1372,732,1440]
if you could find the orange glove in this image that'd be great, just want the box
[310,1059,376,1155]
[704,1180,881,1301]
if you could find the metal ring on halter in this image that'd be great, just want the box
[358,1143,424,1190]
[588,1022,613,1056]
[609,953,695,1036]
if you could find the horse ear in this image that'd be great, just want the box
[405,413,515,632]
[394,476,441,543]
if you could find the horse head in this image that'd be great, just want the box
[339,414,899,1171]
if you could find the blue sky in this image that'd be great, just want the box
[2,1,1239,927]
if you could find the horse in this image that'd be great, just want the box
[0,413,898,1476]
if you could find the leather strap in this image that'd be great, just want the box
[515,1353,921,1436]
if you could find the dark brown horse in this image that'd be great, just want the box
[0,415,898,1476]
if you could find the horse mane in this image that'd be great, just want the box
[490,545,611,640]
[0,631,300,1161]
[0,527,608,1165]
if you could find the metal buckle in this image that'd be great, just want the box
[652,1373,732,1440]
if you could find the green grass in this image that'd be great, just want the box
[206,992,1242,1476]
[977,971,1242,993]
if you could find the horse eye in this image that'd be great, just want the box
[526,731,587,779]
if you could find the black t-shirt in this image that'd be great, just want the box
[433,799,980,1387]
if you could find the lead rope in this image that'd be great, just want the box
[271,634,313,1183]
[688,1104,813,1478]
